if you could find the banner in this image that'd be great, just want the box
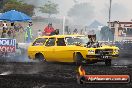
[0,38,16,53]
[84,75,130,83]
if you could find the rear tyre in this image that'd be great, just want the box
[105,59,111,66]
[35,54,46,62]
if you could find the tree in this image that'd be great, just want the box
[100,26,114,41]
[0,0,35,16]
[0,0,8,10]
[68,3,95,24]
[39,1,59,18]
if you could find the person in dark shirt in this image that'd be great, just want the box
[87,35,99,48]
[1,29,7,38]
[49,29,59,36]
[7,28,12,37]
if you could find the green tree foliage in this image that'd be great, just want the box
[39,1,59,17]
[0,0,8,10]
[0,0,34,16]
[100,26,114,41]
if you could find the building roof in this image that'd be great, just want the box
[88,20,103,28]
[108,21,132,24]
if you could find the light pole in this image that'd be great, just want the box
[108,0,112,41]
[108,0,112,27]
[62,16,66,35]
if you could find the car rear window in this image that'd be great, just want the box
[57,38,66,46]
[32,38,47,46]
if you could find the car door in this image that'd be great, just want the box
[44,38,56,61]
[28,38,48,59]
[54,38,74,62]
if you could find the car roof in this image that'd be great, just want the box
[38,34,85,38]
[37,36,50,38]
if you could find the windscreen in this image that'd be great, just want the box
[65,36,88,45]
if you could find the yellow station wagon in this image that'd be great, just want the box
[27,34,119,66]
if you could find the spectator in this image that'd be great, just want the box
[11,22,14,27]
[18,23,24,32]
[12,29,16,38]
[10,22,14,30]
[7,28,12,37]
[80,29,83,34]
[43,23,55,36]
[0,21,2,26]
[37,29,42,37]
[0,21,2,30]
[14,24,19,32]
[50,29,59,36]
[24,22,33,43]
[73,28,78,34]
[3,21,8,30]
[1,29,7,38]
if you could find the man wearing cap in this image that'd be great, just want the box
[43,23,55,36]
[25,22,33,43]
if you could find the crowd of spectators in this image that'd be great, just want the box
[0,21,24,38]
[114,41,132,50]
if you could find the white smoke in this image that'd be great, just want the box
[0,71,12,75]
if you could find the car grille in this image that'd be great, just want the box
[95,49,113,55]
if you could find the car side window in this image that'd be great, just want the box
[65,37,74,45]
[57,38,66,46]
[32,38,47,46]
[45,38,56,46]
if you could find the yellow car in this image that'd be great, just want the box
[27,34,119,66]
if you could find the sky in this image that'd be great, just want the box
[22,0,132,25]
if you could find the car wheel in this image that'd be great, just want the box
[73,52,83,66]
[105,59,111,66]
[35,53,46,62]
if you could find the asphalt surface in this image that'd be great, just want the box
[0,48,132,88]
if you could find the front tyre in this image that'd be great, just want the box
[105,59,111,66]
[73,52,83,66]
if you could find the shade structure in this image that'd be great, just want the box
[0,13,2,17]
[0,13,2,21]
[0,10,31,22]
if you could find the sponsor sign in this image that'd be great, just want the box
[84,75,130,83]
[77,66,130,84]
[0,38,16,53]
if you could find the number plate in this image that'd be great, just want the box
[102,56,109,59]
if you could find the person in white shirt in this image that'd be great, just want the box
[37,29,42,37]
[3,21,8,29]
